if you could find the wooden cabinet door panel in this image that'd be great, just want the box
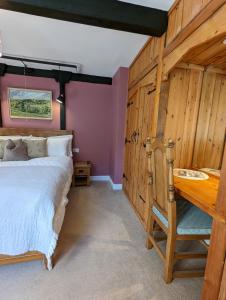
[135,85,155,223]
[123,91,139,202]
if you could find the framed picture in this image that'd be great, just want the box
[8,88,53,120]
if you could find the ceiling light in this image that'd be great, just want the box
[223,39,226,45]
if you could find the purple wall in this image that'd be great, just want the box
[0,69,128,182]
[0,74,60,128]
[66,81,112,176]
[110,68,128,184]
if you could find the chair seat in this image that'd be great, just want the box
[152,199,212,235]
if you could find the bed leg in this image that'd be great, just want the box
[43,256,53,270]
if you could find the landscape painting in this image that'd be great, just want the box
[8,88,52,120]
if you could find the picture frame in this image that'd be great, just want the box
[8,87,53,120]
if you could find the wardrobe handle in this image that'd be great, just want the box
[131,131,136,143]
[139,194,146,203]
[135,131,139,144]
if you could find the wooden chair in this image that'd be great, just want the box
[146,138,212,283]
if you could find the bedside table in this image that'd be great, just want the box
[73,161,91,186]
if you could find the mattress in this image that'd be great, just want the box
[0,156,73,269]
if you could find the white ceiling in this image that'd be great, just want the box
[119,0,174,10]
[0,1,173,77]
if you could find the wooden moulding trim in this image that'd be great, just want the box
[163,0,225,58]
[205,67,226,75]
[176,63,205,71]
[177,64,226,75]
[128,57,158,90]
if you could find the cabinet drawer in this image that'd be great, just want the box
[75,168,90,176]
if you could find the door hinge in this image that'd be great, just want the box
[125,138,131,144]
[127,101,134,108]
[123,173,128,181]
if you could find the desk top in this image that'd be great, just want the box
[174,174,222,221]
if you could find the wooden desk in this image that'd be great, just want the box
[174,175,224,222]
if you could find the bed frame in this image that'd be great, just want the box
[0,127,74,269]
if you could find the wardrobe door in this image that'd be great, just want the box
[123,90,139,203]
[135,84,155,224]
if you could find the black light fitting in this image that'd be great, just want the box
[56,94,64,104]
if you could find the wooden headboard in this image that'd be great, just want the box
[0,127,73,138]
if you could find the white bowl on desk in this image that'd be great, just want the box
[173,169,209,180]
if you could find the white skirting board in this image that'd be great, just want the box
[90,176,122,191]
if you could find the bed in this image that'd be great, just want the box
[0,128,74,270]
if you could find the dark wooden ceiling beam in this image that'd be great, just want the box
[0,63,112,85]
[0,0,168,36]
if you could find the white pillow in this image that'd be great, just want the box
[47,135,73,157]
[0,135,24,140]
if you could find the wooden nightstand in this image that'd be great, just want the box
[73,161,91,186]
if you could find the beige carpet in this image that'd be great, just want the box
[0,182,203,300]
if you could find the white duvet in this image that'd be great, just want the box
[0,157,73,269]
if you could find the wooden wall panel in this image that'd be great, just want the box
[192,72,226,169]
[182,0,203,28]
[166,0,183,45]
[164,68,226,170]
[166,0,214,46]
[164,68,203,168]
[129,37,161,88]
[163,2,226,76]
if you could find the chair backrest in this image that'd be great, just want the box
[146,138,175,220]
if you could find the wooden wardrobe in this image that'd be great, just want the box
[123,0,226,231]
[123,0,226,298]
[123,36,165,228]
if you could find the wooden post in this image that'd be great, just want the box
[201,145,226,299]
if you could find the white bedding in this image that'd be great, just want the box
[0,157,73,269]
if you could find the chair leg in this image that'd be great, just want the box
[164,232,176,283]
[146,215,155,249]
